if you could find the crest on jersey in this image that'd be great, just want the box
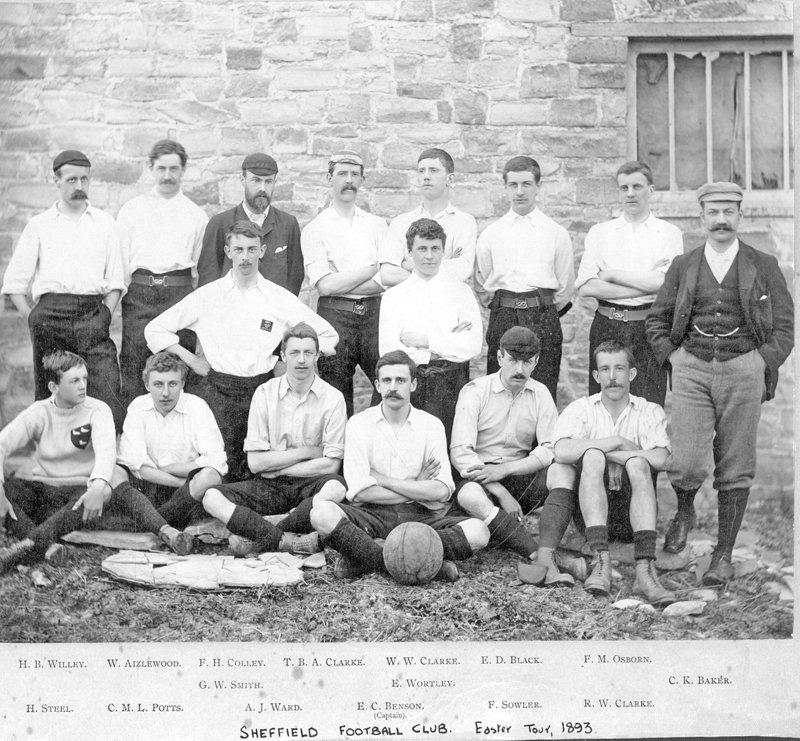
[70,424,92,450]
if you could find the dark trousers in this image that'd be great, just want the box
[199,369,273,482]
[133,477,205,529]
[219,474,344,517]
[589,306,666,405]
[120,270,194,410]
[316,297,381,417]
[412,360,470,443]
[455,468,550,515]
[28,293,123,429]
[2,478,167,552]
[486,299,562,401]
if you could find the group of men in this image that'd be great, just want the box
[0,140,793,606]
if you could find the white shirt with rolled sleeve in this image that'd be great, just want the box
[1,203,125,302]
[576,213,684,306]
[116,190,208,284]
[379,203,477,283]
[475,208,575,309]
[450,374,556,478]
[551,393,670,452]
[343,405,454,513]
[118,392,228,478]
[378,272,483,366]
[243,375,346,462]
[301,206,387,298]
[144,272,338,377]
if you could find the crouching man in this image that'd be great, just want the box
[113,351,228,547]
[202,323,348,556]
[546,340,675,605]
[309,350,489,581]
[0,351,193,574]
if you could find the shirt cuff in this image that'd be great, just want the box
[321,443,344,459]
[345,476,377,501]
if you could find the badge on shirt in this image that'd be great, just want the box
[70,424,92,450]
[260,319,273,332]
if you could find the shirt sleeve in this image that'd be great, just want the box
[320,392,346,460]
[88,402,117,484]
[636,403,671,452]
[529,391,557,468]
[553,225,575,308]
[378,287,403,357]
[192,398,228,475]
[115,202,135,286]
[190,207,209,285]
[473,226,494,307]
[449,383,484,476]
[243,385,272,452]
[117,401,155,474]
[1,220,39,295]
[0,406,44,483]
[575,224,602,290]
[144,290,200,354]
[551,400,588,444]
[343,415,378,501]
[103,221,126,295]
[441,214,477,283]
[287,295,339,357]
[301,218,333,288]
[427,284,483,362]
[424,417,455,497]
[378,215,407,267]
[661,223,685,269]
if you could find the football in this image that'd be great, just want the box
[383,522,444,585]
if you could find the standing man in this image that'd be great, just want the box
[301,150,387,417]
[547,341,675,604]
[309,350,490,581]
[197,153,303,293]
[201,323,347,556]
[475,155,575,401]
[116,139,208,409]
[145,221,338,481]
[379,147,477,286]
[1,150,125,429]
[577,161,683,404]
[647,182,793,582]
[379,218,482,440]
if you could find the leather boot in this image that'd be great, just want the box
[663,488,697,553]
[632,559,676,605]
[584,550,612,597]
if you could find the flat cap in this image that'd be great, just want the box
[499,326,541,359]
[697,181,743,203]
[53,150,91,172]
[242,153,278,176]
[329,150,364,167]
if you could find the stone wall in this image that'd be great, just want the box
[0,0,794,498]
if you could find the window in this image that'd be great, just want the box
[631,39,793,192]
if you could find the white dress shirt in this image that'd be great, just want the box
[116,189,208,283]
[475,207,575,307]
[241,201,267,228]
[344,404,454,511]
[118,391,228,477]
[144,272,339,377]
[703,239,740,283]
[2,202,124,302]
[551,393,670,451]
[301,205,387,298]
[576,213,684,306]
[379,202,477,282]
[379,271,482,365]
[244,374,346,460]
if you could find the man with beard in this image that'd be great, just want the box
[197,153,303,293]
[647,182,793,581]
[1,150,125,429]
[301,151,388,417]
[116,139,208,410]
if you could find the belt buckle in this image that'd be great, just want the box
[149,276,166,287]
[514,298,529,310]
[353,302,366,316]
[612,309,628,322]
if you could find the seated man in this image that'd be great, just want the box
[0,351,192,574]
[113,351,228,542]
[544,340,675,605]
[309,350,490,581]
[379,218,482,442]
[202,323,348,555]
[451,326,582,584]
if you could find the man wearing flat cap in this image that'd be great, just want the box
[647,182,793,585]
[301,150,388,417]
[1,150,125,428]
[197,153,303,294]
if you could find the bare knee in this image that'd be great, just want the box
[310,500,345,535]
[624,456,651,482]
[312,479,346,504]
[547,462,576,490]
[190,467,222,499]
[581,448,607,475]
[202,487,225,514]
[457,518,490,552]
[456,482,492,518]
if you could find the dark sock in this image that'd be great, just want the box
[674,486,699,515]
[111,482,169,535]
[716,488,750,556]
[437,526,473,562]
[487,509,537,558]
[538,488,575,549]
[157,483,202,529]
[277,498,315,534]
[325,518,385,572]
[633,529,657,561]
[586,525,609,553]
[228,505,282,551]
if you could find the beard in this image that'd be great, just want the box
[245,191,271,213]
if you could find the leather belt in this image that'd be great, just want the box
[318,295,379,316]
[494,291,555,310]
[130,271,193,288]
[596,305,651,322]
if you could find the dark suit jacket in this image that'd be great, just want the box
[197,203,304,294]
[646,240,794,401]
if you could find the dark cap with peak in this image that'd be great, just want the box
[499,326,541,359]
[53,150,91,172]
[242,153,278,176]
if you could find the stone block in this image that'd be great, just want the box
[577,64,626,89]
[453,156,495,174]
[461,127,520,156]
[273,127,308,154]
[224,74,270,99]
[12,26,69,50]
[0,4,31,25]
[316,125,358,138]
[5,184,57,209]
[141,3,192,23]
[159,57,220,78]
[107,55,154,77]
[435,0,494,17]
[226,47,262,70]
[521,63,571,98]
[238,100,300,125]
[468,59,520,87]
[51,124,116,152]
[0,153,39,179]
[575,178,618,204]
[0,99,36,127]
[549,98,598,126]
[90,155,143,185]
[155,100,230,126]
[296,14,350,40]
[375,98,434,124]
[437,101,452,123]
[0,55,46,80]
[262,45,317,63]
[693,1,748,18]
[119,21,148,51]
[368,169,412,189]
[364,1,395,18]
[112,79,177,101]
[488,101,549,126]
[454,91,488,125]
[192,5,235,32]
[273,68,338,91]
[219,128,263,156]
[70,19,119,49]
[598,90,627,125]
[397,83,445,100]
[523,127,626,159]
[181,78,227,102]
[482,19,530,41]
[176,129,222,157]
[567,37,627,64]
[451,186,493,218]
[184,180,219,206]
[371,192,417,217]
[449,24,482,60]
[393,56,419,83]
[2,128,51,151]
[381,142,420,169]
[51,54,107,78]
[560,0,615,21]
[398,0,432,21]
[420,60,468,84]
[349,25,373,52]
[326,94,370,124]
[122,126,174,157]
[103,101,161,125]
[498,0,557,21]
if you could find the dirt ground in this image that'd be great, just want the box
[0,497,792,643]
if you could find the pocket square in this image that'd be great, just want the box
[275,245,287,254]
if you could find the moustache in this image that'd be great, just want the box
[160,179,176,185]
[383,392,402,399]
[70,190,88,200]
[511,374,527,380]
[342,185,357,192]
